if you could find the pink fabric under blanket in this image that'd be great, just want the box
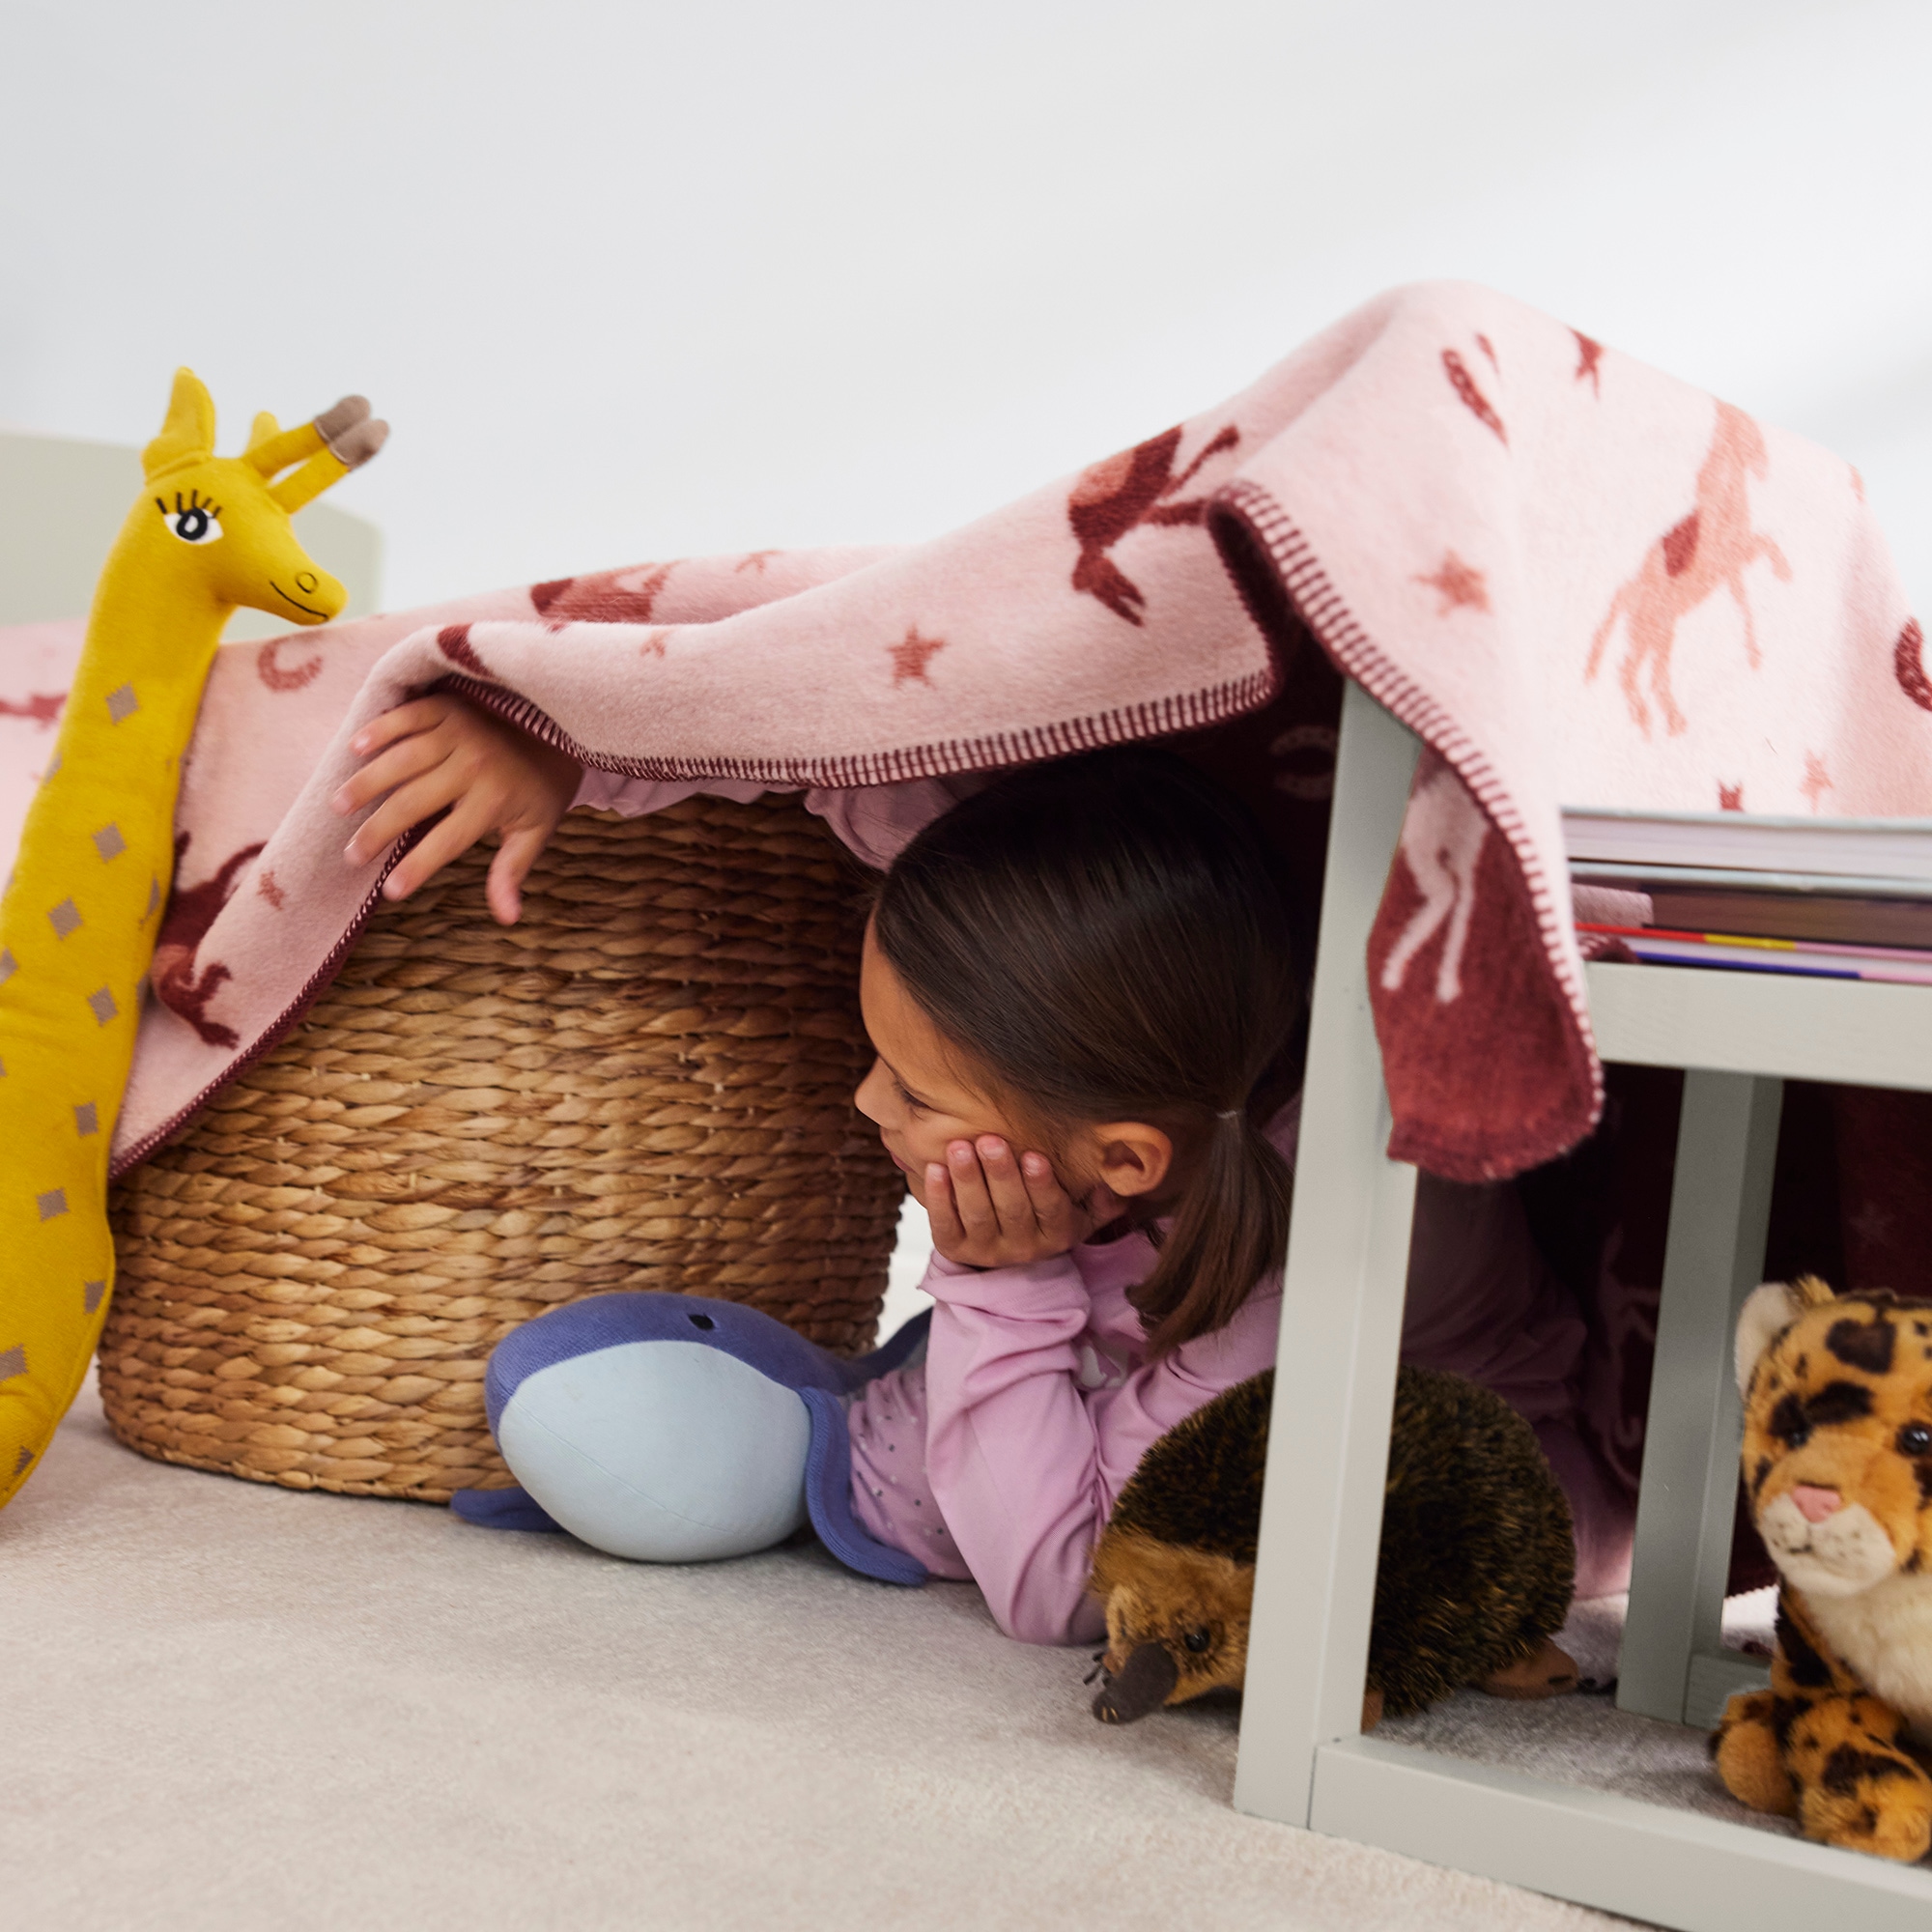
[3,281,1923,1185]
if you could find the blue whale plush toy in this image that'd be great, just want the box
[451,1292,931,1586]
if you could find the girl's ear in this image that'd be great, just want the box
[1087,1122,1174,1200]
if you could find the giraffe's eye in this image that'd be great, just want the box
[166,506,222,544]
[1182,1627,1212,1654]
[158,492,223,545]
[1899,1421,1932,1457]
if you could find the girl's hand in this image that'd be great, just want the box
[331,695,582,924]
[923,1136,1125,1270]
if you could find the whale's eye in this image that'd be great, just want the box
[1899,1421,1932,1457]
[158,491,223,545]
[688,1312,716,1331]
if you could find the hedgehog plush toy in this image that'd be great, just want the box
[1712,1275,1932,1863]
[1088,1366,1578,1727]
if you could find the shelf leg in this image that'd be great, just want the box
[1234,681,1421,1826]
[1616,1069,1782,1725]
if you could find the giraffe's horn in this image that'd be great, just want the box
[324,415,389,470]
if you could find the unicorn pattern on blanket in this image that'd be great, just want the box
[1585,400,1792,737]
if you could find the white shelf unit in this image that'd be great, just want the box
[1231,682,1932,1931]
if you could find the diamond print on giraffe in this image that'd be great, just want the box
[0,1347,23,1380]
[0,948,15,982]
[12,1447,28,1477]
[48,897,82,938]
[106,683,139,722]
[92,823,127,862]
[73,1102,98,1136]
[84,1280,106,1315]
[37,1188,69,1220]
[145,876,160,917]
[86,985,118,1025]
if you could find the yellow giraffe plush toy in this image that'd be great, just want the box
[0,369,385,1509]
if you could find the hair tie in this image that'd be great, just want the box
[1215,1108,1242,1121]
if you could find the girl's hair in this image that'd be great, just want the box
[871,744,1303,1355]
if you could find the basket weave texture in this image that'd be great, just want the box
[102,796,903,1501]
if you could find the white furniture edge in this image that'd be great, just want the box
[1233,681,1932,1926]
[1313,1735,1932,1931]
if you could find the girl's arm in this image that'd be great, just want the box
[919,1245,1281,1646]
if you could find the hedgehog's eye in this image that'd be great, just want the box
[1899,1421,1932,1457]
[1182,1627,1212,1654]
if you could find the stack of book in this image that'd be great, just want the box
[1564,808,1932,985]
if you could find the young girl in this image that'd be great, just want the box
[335,697,1628,1643]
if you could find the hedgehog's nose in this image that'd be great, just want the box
[1791,1484,1842,1523]
[1092,1642,1179,1724]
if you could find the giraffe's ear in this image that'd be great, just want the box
[244,410,281,455]
[142,368,216,479]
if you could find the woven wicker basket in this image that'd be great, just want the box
[101,795,903,1501]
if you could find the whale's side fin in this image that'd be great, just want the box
[798,1386,927,1587]
[450,1484,565,1533]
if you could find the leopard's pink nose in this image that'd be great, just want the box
[1791,1484,1842,1523]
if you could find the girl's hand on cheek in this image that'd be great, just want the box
[924,1136,1116,1268]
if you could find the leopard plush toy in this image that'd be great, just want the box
[1713,1274,1932,1862]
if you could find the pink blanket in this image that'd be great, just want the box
[3,282,1922,1185]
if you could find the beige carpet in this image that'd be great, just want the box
[0,1380,1643,1932]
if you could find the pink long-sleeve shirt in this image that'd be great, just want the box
[847,1105,1587,1646]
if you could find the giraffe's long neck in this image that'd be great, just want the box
[0,520,237,1497]
[9,536,232,1090]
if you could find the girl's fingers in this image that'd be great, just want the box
[1018,1151,1074,1233]
[334,726,448,826]
[923,1163,966,1248]
[486,823,554,926]
[347,760,478,869]
[974,1137,1034,1234]
[347,696,456,761]
[947,1140,998,1239]
[382,798,492,902]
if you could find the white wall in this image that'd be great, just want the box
[2,0,1926,615]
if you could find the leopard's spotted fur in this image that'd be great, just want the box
[1713,1275,1932,1862]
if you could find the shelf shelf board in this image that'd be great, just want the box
[1585,960,1932,1091]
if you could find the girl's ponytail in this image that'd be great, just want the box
[1125,1102,1295,1356]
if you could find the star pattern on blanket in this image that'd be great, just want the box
[1718,781,1745,811]
[889,627,947,687]
[1800,752,1833,811]
[1415,552,1491,615]
[1572,329,1604,396]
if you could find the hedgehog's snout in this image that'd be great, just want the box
[1092,1641,1179,1723]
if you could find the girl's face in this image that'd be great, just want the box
[855,922,1175,1230]
[854,923,1038,1208]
